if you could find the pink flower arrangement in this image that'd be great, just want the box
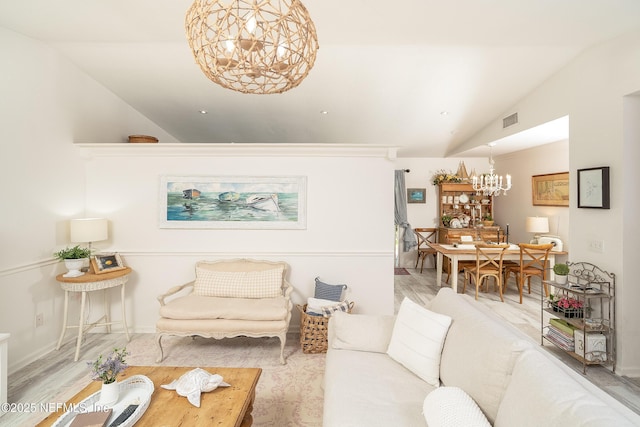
[556,297,583,310]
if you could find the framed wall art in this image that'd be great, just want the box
[577,166,610,209]
[531,172,569,207]
[91,253,125,274]
[159,175,307,229]
[407,188,426,204]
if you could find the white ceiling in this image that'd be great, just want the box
[1,1,639,157]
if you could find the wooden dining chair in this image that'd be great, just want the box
[462,243,510,302]
[414,228,437,273]
[504,243,554,304]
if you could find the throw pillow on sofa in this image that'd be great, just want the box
[387,297,452,387]
[423,386,491,427]
[330,311,396,353]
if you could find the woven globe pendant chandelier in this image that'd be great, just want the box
[185,0,319,94]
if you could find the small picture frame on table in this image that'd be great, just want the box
[407,188,426,204]
[91,253,126,274]
[577,167,610,209]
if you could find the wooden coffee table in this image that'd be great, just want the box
[36,366,261,427]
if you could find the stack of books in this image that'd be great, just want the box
[545,318,577,351]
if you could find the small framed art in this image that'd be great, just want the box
[91,253,126,274]
[531,172,569,207]
[407,188,426,204]
[577,166,610,209]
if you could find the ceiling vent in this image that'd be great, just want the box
[503,112,518,128]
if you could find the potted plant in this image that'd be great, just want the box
[88,347,129,406]
[553,263,570,285]
[53,245,92,277]
[482,214,494,226]
[441,214,452,227]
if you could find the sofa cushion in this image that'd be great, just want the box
[159,294,288,321]
[494,350,638,427]
[193,266,283,298]
[429,288,531,423]
[330,311,396,353]
[423,387,491,427]
[314,277,347,301]
[387,297,452,387]
[324,348,434,426]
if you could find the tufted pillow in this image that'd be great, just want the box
[423,387,491,427]
[387,297,452,387]
[314,277,347,301]
[193,266,283,298]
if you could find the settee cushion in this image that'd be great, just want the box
[193,266,284,298]
[494,350,638,427]
[387,298,452,387]
[423,387,491,427]
[429,288,531,423]
[159,294,288,321]
[330,311,396,353]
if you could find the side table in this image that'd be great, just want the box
[55,267,132,361]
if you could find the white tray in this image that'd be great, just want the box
[52,375,154,427]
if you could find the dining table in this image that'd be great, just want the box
[427,242,568,292]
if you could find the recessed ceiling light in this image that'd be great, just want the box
[440,111,449,116]
[199,110,208,114]
[320,110,328,115]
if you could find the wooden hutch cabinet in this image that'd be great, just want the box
[437,183,505,244]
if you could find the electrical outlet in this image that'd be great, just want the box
[35,313,44,327]
[589,240,604,253]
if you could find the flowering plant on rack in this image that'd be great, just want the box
[88,347,129,384]
[556,297,583,309]
[432,170,462,185]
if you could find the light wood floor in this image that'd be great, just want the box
[395,265,640,415]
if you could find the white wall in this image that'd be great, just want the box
[456,30,640,375]
[0,28,396,372]
[493,140,570,247]
[81,145,396,334]
[0,27,181,371]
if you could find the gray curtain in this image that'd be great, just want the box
[394,170,417,251]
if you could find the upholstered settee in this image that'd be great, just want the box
[155,259,293,364]
[323,288,640,427]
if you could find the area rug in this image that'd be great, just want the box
[125,334,325,426]
[18,334,325,427]
[394,267,410,275]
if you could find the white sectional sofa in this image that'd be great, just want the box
[323,287,640,427]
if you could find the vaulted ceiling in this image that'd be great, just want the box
[1,1,639,157]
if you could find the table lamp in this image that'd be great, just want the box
[526,216,549,244]
[70,218,108,254]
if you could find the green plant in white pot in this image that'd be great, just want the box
[53,245,91,277]
[553,263,570,285]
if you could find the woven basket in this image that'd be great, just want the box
[297,302,354,354]
[128,134,158,143]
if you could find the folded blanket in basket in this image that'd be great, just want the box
[307,298,352,317]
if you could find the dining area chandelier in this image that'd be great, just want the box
[472,143,512,196]
[185,0,319,94]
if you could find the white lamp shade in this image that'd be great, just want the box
[70,218,108,243]
[525,217,549,234]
